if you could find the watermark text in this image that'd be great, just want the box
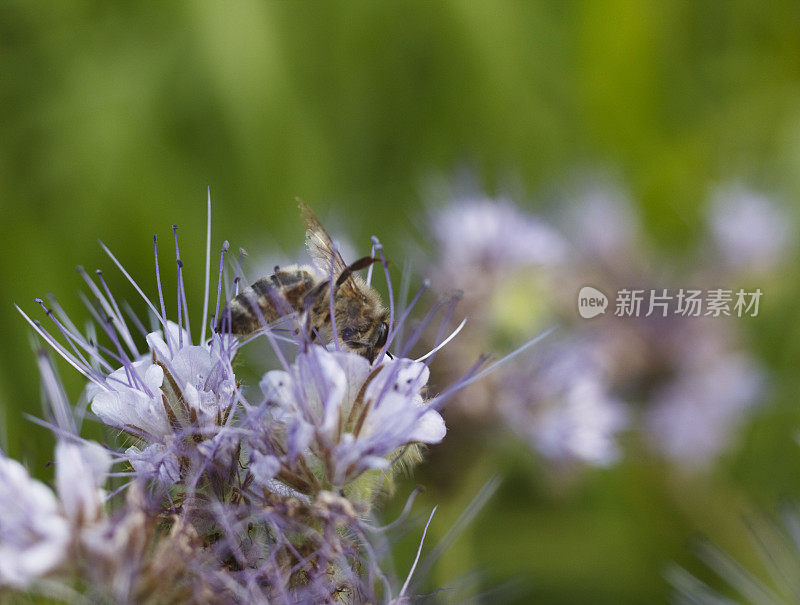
[578,287,762,318]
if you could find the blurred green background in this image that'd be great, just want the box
[3,2,800,602]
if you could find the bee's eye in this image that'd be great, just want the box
[374,321,389,349]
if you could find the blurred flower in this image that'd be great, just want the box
[429,196,568,345]
[0,435,112,591]
[499,341,628,466]
[0,455,70,589]
[424,179,770,473]
[645,350,763,467]
[559,182,639,263]
[432,196,568,287]
[54,440,112,525]
[708,185,793,273]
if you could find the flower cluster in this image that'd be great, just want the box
[4,203,479,603]
[424,179,786,471]
[251,348,444,500]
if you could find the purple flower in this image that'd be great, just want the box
[645,352,763,468]
[11,196,489,601]
[91,322,235,437]
[708,185,793,273]
[83,322,238,485]
[0,455,70,589]
[559,182,639,262]
[55,441,112,525]
[0,439,110,588]
[258,345,445,489]
[499,341,629,467]
[431,196,568,291]
[18,219,240,485]
[87,356,173,443]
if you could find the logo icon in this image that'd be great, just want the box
[578,286,608,319]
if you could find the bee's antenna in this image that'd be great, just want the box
[335,256,378,287]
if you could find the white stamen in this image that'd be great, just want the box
[414,317,467,362]
[200,187,212,344]
[398,505,437,598]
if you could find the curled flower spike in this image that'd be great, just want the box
[11,193,515,601]
[20,204,240,487]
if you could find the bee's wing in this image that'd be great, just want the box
[299,199,363,296]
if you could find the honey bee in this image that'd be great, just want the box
[216,201,390,362]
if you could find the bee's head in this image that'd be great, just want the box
[340,313,390,364]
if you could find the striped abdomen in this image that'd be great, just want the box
[216,266,319,336]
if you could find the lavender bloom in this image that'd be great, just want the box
[257,346,445,491]
[427,181,770,473]
[0,437,111,590]
[88,357,173,442]
[426,192,630,469]
[0,455,70,589]
[86,322,237,484]
[645,351,763,468]
[431,196,568,292]
[54,440,112,525]
[10,196,483,601]
[708,185,793,273]
[559,182,639,263]
[18,223,240,486]
[425,193,573,415]
[499,342,628,467]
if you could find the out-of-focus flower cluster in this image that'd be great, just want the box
[3,210,477,603]
[424,178,790,472]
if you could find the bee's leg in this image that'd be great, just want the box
[301,281,330,345]
[240,287,274,334]
[302,281,329,313]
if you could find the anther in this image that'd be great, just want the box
[34,299,53,316]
